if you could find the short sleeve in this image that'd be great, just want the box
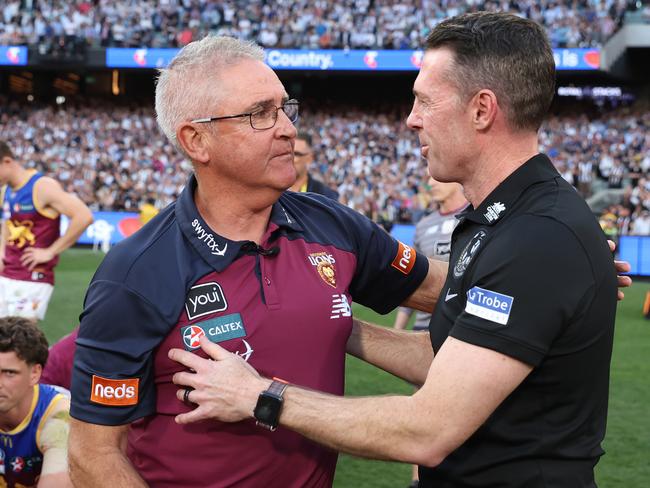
[70,280,168,425]
[341,208,429,314]
[450,216,595,366]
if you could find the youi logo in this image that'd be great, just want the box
[185,282,228,320]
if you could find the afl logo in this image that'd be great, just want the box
[453,230,487,278]
[183,326,206,350]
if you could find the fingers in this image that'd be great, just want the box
[175,405,211,425]
[617,275,632,287]
[20,249,38,270]
[168,347,211,371]
[176,387,194,404]
[607,240,616,253]
[172,371,199,389]
[168,339,231,370]
[614,260,631,274]
[199,335,231,360]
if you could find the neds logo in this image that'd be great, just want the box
[90,375,139,406]
[185,281,227,320]
[391,241,416,275]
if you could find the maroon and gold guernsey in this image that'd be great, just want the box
[1,171,60,285]
[71,175,429,488]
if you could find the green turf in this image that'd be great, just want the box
[39,248,104,343]
[44,249,650,487]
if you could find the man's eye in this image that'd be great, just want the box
[253,108,273,119]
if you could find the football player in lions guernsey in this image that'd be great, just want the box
[167,13,632,488]
[0,317,72,488]
[0,142,93,321]
[68,36,444,488]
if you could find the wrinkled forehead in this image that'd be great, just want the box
[212,59,289,110]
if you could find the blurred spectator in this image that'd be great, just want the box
[139,196,159,225]
[599,208,619,243]
[0,96,648,234]
[0,0,631,50]
[631,210,650,235]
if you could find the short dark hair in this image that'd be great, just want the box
[425,12,555,131]
[0,317,49,367]
[0,141,14,160]
[296,131,312,147]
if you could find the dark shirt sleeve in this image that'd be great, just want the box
[450,216,595,366]
[70,280,167,425]
[340,207,429,314]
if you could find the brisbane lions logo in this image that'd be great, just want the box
[7,220,36,248]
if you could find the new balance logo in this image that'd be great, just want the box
[330,294,352,319]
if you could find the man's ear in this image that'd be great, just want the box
[177,123,211,164]
[470,89,499,131]
[30,363,42,386]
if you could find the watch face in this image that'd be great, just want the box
[254,393,282,427]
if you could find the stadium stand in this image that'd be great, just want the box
[0,95,648,234]
[0,0,634,49]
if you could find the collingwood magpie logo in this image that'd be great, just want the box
[191,219,228,256]
[453,230,487,278]
[185,282,228,320]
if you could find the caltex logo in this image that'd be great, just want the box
[11,457,24,473]
[182,326,206,350]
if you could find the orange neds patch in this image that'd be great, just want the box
[391,241,416,275]
[90,375,139,406]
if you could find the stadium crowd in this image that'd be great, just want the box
[0,95,648,234]
[0,0,633,50]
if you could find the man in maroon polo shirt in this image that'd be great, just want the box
[68,36,445,487]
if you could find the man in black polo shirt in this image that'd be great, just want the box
[169,13,622,487]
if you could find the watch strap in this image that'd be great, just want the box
[268,377,289,397]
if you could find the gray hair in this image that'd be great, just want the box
[155,36,265,151]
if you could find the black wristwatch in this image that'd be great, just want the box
[253,378,289,431]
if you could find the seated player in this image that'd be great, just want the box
[0,316,72,487]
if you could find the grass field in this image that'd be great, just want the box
[43,248,650,487]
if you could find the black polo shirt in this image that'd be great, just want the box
[420,154,617,487]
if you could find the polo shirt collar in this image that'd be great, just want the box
[176,174,303,272]
[459,153,559,226]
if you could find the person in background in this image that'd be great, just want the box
[40,327,78,391]
[0,141,93,320]
[289,132,339,200]
[0,316,73,487]
[139,196,159,226]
